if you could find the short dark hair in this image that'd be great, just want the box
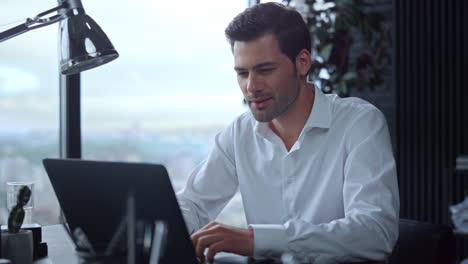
[225,2,311,63]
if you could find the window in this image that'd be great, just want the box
[0,0,61,225]
[82,0,248,227]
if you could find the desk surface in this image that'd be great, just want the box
[33,225,77,264]
[34,225,384,264]
[34,225,254,264]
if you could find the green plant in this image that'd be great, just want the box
[284,0,391,96]
[7,186,31,233]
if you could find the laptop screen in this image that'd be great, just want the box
[42,158,198,264]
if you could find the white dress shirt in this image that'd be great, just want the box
[177,87,399,263]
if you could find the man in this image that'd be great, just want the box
[177,2,399,263]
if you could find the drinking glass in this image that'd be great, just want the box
[6,182,34,225]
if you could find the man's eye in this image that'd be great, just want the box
[237,72,248,77]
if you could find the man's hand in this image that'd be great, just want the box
[190,221,254,263]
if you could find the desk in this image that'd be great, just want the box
[33,225,385,264]
[33,225,253,264]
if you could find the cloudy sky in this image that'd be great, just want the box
[0,0,247,131]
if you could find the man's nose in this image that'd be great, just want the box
[246,73,261,94]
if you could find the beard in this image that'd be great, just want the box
[248,80,301,123]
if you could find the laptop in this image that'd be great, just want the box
[42,158,199,264]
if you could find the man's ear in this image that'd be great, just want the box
[295,49,312,78]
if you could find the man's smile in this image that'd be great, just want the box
[250,97,273,108]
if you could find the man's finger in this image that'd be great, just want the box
[191,222,218,239]
[199,221,219,232]
[191,232,200,248]
[206,241,226,263]
[191,222,221,246]
[195,234,222,261]
[204,221,219,229]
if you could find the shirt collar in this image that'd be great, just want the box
[254,85,332,138]
[303,85,332,130]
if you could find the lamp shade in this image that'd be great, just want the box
[59,12,118,75]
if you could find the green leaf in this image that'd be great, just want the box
[330,72,338,82]
[342,8,359,27]
[336,81,348,96]
[336,0,354,10]
[320,44,333,61]
[343,71,357,81]
[315,27,330,43]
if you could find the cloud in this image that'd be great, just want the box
[0,67,40,94]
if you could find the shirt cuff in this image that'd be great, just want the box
[249,224,288,259]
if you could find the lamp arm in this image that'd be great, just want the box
[0,4,66,43]
[0,23,30,42]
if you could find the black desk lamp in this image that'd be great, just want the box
[0,0,119,159]
[0,0,119,74]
